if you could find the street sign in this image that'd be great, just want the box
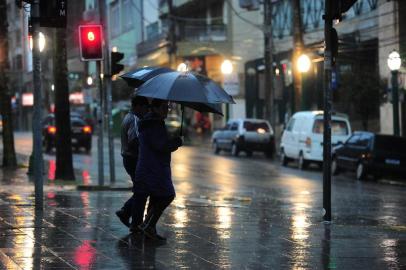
[39,0,67,28]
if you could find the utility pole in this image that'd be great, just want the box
[323,0,335,222]
[98,0,115,184]
[322,0,358,222]
[96,61,104,186]
[31,0,44,209]
[264,0,275,149]
[292,0,305,111]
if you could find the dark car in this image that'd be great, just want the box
[332,131,406,180]
[43,114,93,153]
[212,118,275,158]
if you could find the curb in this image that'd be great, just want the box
[77,185,132,191]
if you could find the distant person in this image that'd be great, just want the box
[116,94,149,228]
[131,99,183,240]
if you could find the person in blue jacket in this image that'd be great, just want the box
[116,94,149,228]
[131,98,183,240]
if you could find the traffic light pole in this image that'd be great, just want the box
[31,0,44,210]
[98,0,115,185]
[96,61,104,186]
[323,0,333,222]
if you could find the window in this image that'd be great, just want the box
[15,30,21,47]
[286,118,295,131]
[358,134,371,147]
[110,3,120,37]
[312,119,349,135]
[122,0,133,31]
[346,135,360,145]
[230,123,238,131]
[244,121,269,132]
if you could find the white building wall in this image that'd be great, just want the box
[226,0,264,120]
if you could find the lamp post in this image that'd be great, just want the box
[297,54,311,109]
[297,54,311,73]
[387,50,402,136]
[221,59,233,121]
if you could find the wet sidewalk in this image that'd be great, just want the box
[1,165,406,270]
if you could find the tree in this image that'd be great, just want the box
[338,70,382,130]
[0,0,17,168]
[52,28,75,180]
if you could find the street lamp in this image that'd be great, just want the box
[29,32,46,52]
[221,59,233,121]
[387,50,402,136]
[297,54,311,73]
[177,62,188,72]
[221,59,233,75]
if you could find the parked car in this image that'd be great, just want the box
[280,111,352,169]
[42,114,93,153]
[211,118,275,157]
[332,131,406,180]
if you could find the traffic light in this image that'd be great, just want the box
[79,25,103,61]
[332,0,358,20]
[111,51,124,75]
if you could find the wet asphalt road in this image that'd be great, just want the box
[0,132,405,269]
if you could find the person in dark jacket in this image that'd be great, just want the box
[116,94,149,228]
[131,99,182,240]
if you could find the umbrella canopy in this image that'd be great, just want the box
[120,66,174,88]
[135,71,235,105]
[183,102,223,115]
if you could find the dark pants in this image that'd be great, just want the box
[141,195,175,230]
[121,156,137,219]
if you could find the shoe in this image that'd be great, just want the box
[142,226,166,241]
[129,224,143,234]
[115,209,130,228]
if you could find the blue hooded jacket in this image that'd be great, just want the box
[134,112,182,197]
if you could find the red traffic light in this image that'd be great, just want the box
[79,25,103,61]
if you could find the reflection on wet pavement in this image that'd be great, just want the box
[1,145,405,269]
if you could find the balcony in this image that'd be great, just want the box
[137,32,168,57]
[179,24,227,42]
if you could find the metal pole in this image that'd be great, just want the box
[264,0,275,128]
[96,61,104,186]
[98,0,115,184]
[392,70,400,136]
[106,79,115,184]
[31,0,44,210]
[323,0,333,222]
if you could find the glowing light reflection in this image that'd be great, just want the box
[173,197,188,228]
[48,160,56,180]
[13,194,34,270]
[74,240,96,269]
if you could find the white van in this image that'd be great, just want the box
[280,111,352,169]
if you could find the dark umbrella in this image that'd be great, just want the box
[120,66,174,88]
[135,71,235,104]
[135,71,233,135]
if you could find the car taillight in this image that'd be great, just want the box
[47,126,57,134]
[305,137,312,148]
[83,126,92,134]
